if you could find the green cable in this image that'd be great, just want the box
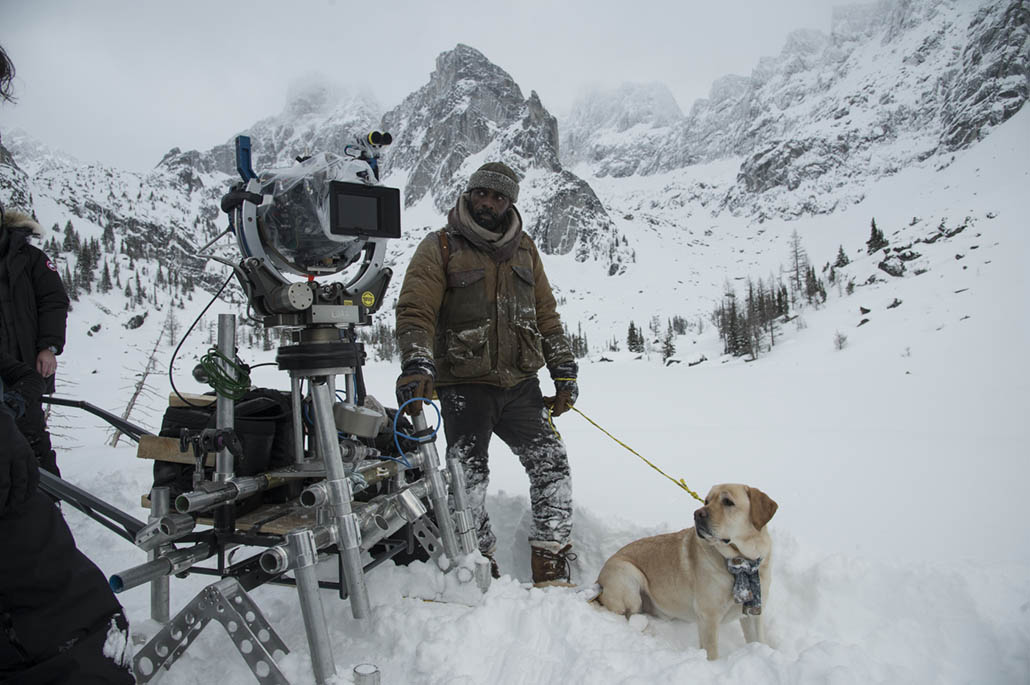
[198,347,251,400]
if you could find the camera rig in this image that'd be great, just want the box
[42,133,488,685]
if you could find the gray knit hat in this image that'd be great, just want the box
[466,162,520,204]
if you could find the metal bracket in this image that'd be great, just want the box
[410,516,445,562]
[133,578,290,684]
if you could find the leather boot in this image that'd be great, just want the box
[530,540,576,586]
[482,551,501,579]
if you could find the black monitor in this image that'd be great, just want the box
[328,181,401,239]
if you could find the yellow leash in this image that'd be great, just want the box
[547,404,705,503]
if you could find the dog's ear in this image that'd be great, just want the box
[748,487,778,530]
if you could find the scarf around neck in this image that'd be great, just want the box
[448,193,524,263]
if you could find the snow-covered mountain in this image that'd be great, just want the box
[0,0,1025,347]
[562,0,1028,217]
[381,44,625,267]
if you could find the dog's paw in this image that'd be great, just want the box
[628,614,649,632]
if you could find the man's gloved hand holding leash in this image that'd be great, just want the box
[544,360,578,418]
[396,358,436,416]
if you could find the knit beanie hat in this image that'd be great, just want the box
[466,162,520,204]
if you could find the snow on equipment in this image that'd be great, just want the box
[41,134,488,685]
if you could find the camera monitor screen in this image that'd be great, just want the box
[328,181,401,239]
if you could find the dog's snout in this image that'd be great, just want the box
[694,507,708,521]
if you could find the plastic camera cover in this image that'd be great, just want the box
[256,153,374,276]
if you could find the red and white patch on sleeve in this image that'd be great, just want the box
[45,259,58,272]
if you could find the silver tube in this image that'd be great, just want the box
[291,376,305,465]
[110,544,214,594]
[157,513,196,537]
[311,381,371,620]
[175,485,238,513]
[289,529,336,684]
[259,524,337,575]
[149,487,170,623]
[447,458,479,555]
[300,482,329,508]
[412,412,461,565]
[358,483,429,550]
[174,475,282,513]
[353,664,381,685]
[215,314,236,483]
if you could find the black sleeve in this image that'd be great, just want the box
[29,247,70,354]
[0,351,44,403]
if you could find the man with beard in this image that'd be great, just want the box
[395,162,579,585]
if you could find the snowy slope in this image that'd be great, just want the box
[41,104,1030,684]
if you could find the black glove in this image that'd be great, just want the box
[544,361,579,418]
[0,403,39,516]
[396,358,436,416]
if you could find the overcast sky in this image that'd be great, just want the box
[1,0,835,172]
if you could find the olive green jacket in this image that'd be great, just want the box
[396,207,573,388]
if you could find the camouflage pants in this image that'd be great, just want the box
[437,378,572,553]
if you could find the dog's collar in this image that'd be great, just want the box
[726,556,762,615]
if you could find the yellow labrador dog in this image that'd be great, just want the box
[595,484,778,660]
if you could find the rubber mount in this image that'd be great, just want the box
[276,341,364,372]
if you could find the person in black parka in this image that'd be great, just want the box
[0,352,135,684]
[0,44,134,685]
[0,207,69,396]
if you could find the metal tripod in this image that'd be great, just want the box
[275,326,489,683]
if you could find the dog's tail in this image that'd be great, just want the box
[582,582,602,604]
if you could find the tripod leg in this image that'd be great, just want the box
[289,529,336,684]
[310,380,372,621]
[411,412,462,566]
[446,456,492,590]
[148,487,171,623]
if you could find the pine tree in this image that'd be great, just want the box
[99,261,113,293]
[661,323,676,362]
[102,221,116,251]
[789,230,809,297]
[834,245,850,268]
[866,218,888,254]
[627,321,644,353]
[63,263,79,301]
[62,221,79,253]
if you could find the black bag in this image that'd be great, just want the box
[153,389,294,515]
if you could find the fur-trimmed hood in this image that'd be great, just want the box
[0,208,43,237]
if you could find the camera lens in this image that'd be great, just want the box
[380,132,393,145]
[367,131,383,146]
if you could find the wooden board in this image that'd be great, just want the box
[136,435,215,466]
[168,393,217,408]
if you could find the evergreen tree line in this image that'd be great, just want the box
[714,278,790,358]
[624,314,697,362]
[712,219,888,358]
[46,219,197,310]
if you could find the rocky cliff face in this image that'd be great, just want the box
[380,44,625,267]
[563,0,1028,217]
[0,135,32,212]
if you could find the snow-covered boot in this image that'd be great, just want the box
[530,540,576,586]
[483,550,501,579]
